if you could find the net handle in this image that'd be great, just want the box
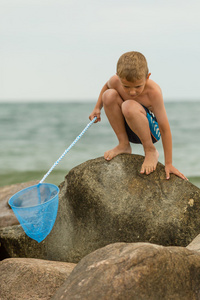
[40,117,97,183]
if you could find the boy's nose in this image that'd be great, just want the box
[129,90,136,96]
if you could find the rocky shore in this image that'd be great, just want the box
[1,154,200,299]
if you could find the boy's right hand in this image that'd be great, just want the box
[89,108,101,123]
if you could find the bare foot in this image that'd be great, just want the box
[104,143,132,161]
[140,149,159,175]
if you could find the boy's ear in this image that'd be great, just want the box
[147,73,151,79]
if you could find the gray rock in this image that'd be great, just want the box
[0,180,40,260]
[51,242,200,300]
[0,180,39,228]
[0,257,76,300]
[0,225,47,259]
[47,154,200,262]
[1,154,200,263]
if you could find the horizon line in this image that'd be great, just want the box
[0,98,200,103]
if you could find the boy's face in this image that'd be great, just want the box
[119,75,149,98]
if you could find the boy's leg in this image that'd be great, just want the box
[122,100,159,175]
[102,89,132,160]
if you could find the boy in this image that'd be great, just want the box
[89,51,187,180]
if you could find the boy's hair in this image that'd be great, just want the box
[117,51,149,81]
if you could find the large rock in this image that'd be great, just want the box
[0,154,200,263]
[0,258,76,300]
[0,225,47,260]
[0,180,39,260]
[0,180,39,228]
[51,242,200,300]
[46,154,200,262]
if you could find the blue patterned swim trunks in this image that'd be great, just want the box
[124,105,161,144]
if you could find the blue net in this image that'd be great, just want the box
[8,183,59,243]
[8,118,96,243]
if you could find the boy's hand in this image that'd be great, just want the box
[165,163,188,181]
[89,108,101,123]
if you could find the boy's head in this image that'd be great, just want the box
[116,51,149,82]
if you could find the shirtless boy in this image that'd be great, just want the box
[89,51,187,180]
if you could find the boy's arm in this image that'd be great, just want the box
[89,82,109,122]
[152,93,188,180]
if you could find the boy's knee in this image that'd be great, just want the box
[122,100,143,119]
[122,100,135,118]
[102,89,119,106]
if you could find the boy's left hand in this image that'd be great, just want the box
[165,164,188,181]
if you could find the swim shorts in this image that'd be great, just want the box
[124,105,161,144]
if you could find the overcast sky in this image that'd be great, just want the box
[1,0,200,102]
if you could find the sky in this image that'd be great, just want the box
[1,0,200,102]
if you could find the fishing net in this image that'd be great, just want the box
[8,117,97,243]
[9,183,59,242]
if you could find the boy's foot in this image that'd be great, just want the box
[140,149,159,175]
[104,144,132,161]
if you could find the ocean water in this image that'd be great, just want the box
[0,101,200,188]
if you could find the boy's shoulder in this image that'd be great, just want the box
[145,79,162,100]
[146,79,161,91]
[107,75,120,89]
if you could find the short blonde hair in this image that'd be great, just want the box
[117,51,149,81]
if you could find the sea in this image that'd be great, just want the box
[0,101,200,188]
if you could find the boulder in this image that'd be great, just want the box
[0,180,39,228]
[0,180,39,260]
[1,154,200,263]
[0,258,76,300]
[51,242,200,300]
[46,154,200,262]
[0,225,47,260]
